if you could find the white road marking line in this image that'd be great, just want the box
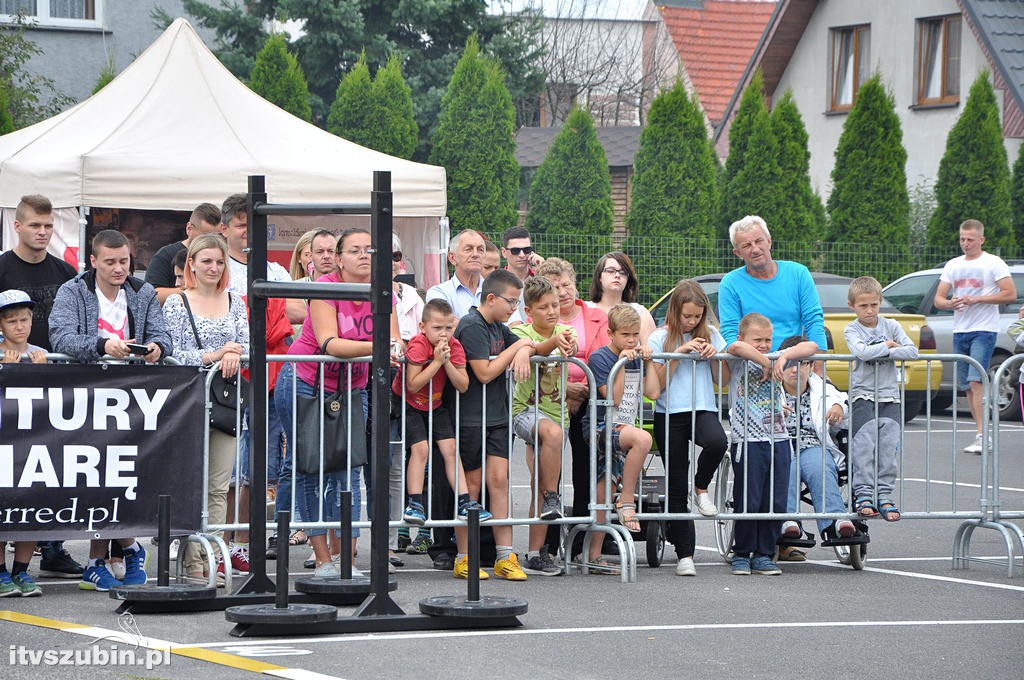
[901,478,1024,493]
[812,561,1024,591]
[188,618,1024,648]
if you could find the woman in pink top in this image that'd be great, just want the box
[277,228,400,577]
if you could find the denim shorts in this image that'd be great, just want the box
[953,331,996,390]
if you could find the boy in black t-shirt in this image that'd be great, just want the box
[452,269,535,580]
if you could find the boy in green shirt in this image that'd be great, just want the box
[511,277,577,576]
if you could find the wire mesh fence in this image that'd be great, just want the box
[485,232,1024,308]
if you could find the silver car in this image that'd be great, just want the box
[882,264,1024,420]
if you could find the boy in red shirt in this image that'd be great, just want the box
[393,299,491,578]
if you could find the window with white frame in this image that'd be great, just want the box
[916,15,961,105]
[829,25,870,112]
[0,0,101,28]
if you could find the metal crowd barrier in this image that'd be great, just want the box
[955,353,1024,577]
[190,348,1013,582]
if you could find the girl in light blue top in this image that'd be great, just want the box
[647,280,731,576]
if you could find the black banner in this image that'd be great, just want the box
[0,364,204,539]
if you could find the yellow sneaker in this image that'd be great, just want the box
[493,553,528,581]
[452,555,489,580]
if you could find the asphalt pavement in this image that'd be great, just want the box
[2,411,1022,680]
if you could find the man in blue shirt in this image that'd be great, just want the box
[426,229,485,319]
[718,215,826,354]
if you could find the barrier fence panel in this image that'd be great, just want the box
[190,349,1017,581]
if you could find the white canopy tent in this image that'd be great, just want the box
[0,18,448,285]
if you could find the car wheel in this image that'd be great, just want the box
[989,353,1021,421]
[930,393,953,413]
[902,397,924,423]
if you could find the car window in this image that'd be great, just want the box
[884,274,939,315]
[1002,272,1024,313]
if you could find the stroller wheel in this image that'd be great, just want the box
[646,521,665,568]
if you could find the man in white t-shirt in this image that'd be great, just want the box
[934,219,1017,453]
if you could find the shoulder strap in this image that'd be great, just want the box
[179,292,205,350]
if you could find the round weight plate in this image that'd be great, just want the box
[225,603,338,625]
[418,595,528,618]
[109,584,217,601]
[294,575,398,594]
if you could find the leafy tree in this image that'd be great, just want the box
[92,58,116,95]
[719,70,766,235]
[525,106,613,236]
[430,37,518,233]
[1010,141,1024,245]
[724,107,786,235]
[771,90,825,243]
[0,15,74,128]
[248,33,312,121]
[0,81,14,135]
[327,52,375,148]
[369,53,418,159]
[174,0,543,156]
[626,81,718,240]
[826,75,909,250]
[929,71,1012,250]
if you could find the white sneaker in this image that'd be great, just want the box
[781,521,801,539]
[675,557,696,576]
[109,559,126,580]
[314,562,340,578]
[963,434,984,454]
[692,492,718,516]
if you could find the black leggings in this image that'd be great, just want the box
[652,410,728,558]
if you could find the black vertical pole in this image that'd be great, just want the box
[156,495,171,587]
[353,171,403,617]
[339,490,353,580]
[236,175,274,593]
[467,507,480,602]
[274,511,290,609]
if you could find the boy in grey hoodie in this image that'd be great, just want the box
[844,276,918,522]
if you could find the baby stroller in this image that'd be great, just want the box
[616,454,668,568]
[713,428,870,570]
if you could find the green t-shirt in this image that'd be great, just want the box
[511,322,576,422]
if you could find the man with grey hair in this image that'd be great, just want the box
[425,229,485,319]
[718,215,826,352]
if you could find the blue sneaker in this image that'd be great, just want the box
[730,556,751,575]
[121,546,148,585]
[403,502,427,526]
[0,571,18,597]
[751,555,782,575]
[457,499,493,522]
[80,560,123,591]
[12,571,41,597]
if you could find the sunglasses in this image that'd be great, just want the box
[392,251,403,262]
[507,246,533,256]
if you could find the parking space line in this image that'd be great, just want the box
[812,561,1024,591]
[0,610,346,679]
[187,618,1024,648]
[901,477,1024,493]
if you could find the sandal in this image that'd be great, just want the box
[855,496,879,518]
[289,530,308,546]
[878,499,901,522]
[615,502,641,533]
[586,557,621,575]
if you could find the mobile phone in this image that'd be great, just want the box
[126,343,151,355]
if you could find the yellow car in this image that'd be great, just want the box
[648,273,940,422]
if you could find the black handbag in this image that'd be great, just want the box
[293,337,367,475]
[181,293,249,436]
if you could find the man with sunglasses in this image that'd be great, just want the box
[501,226,545,325]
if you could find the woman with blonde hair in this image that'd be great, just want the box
[162,233,249,581]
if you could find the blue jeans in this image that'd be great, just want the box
[273,363,298,522]
[787,445,846,535]
[953,331,996,390]
[275,364,364,539]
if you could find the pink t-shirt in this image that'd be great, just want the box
[289,271,392,392]
[565,306,588,383]
[391,333,466,410]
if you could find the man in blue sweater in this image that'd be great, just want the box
[718,215,826,354]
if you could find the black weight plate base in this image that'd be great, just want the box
[228,612,524,637]
[114,591,327,615]
[822,533,870,547]
[225,603,338,625]
[419,595,529,618]
[109,584,216,602]
[294,575,397,595]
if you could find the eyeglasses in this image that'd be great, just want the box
[507,246,533,256]
[344,247,373,256]
[392,251,403,262]
[496,294,521,308]
[602,267,627,277]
